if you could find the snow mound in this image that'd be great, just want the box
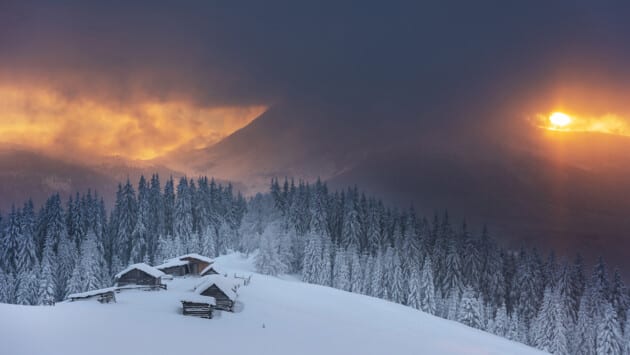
[0,253,545,355]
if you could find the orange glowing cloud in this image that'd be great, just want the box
[0,84,266,161]
[533,111,630,137]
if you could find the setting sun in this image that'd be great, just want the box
[549,112,572,127]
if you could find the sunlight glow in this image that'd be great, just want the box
[549,112,571,127]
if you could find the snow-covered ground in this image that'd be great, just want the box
[0,253,545,355]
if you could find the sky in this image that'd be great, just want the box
[2,1,630,161]
[2,1,630,269]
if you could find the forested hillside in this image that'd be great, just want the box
[0,175,628,354]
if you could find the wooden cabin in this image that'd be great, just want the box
[114,263,166,287]
[194,276,238,311]
[155,259,189,276]
[181,295,216,319]
[155,253,214,276]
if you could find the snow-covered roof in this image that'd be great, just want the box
[180,295,216,305]
[67,287,117,300]
[200,264,220,275]
[177,253,214,264]
[115,263,166,279]
[194,275,238,301]
[155,258,190,270]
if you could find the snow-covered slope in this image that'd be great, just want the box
[0,253,544,355]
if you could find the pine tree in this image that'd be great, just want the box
[39,234,56,305]
[349,247,362,293]
[16,264,39,305]
[56,234,78,300]
[17,201,37,274]
[442,239,463,299]
[174,177,193,249]
[609,269,629,332]
[491,303,509,337]
[0,269,11,303]
[407,265,421,310]
[390,250,405,304]
[458,286,484,330]
[2,206,21,273]
[163,177,176,238]
[596,302,622,355]
[255,223,287,276]
[419,257,437,315]
[332,247,350,291]
[573,286,596,355]
[532,287,568,354]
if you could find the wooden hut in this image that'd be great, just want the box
[155,253,214,276]
[179,253,214,275]
[67,287,117,303]
[180,295,216,319]
[114,263,166,288]
[194,275,238,311]
[155,259,189,276]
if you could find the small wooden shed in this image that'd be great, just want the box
[194,276,238,311]
[114,263,166,287]
[181,295,216,319]
[67,287,117,303]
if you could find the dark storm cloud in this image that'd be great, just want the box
[2,1,630,132]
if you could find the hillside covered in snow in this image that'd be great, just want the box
[0,253,543,355]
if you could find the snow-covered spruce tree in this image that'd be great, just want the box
[255,223,287,276]
[531,287,568,355]
[342,196,361,249]
[419,257,436,315]
[56,233,77,301]
[596,301,623,355]
[16,264,39,305]
[491,302,509,337]
[461,223,482,290]
[332,247,350,291]
[2,205,21,274]
[39,234,57,305]
[17,200,38,275]
[348,247,363,293]
[458,286,484,330]
[130,175,150,263]
[201,225,217,258]
[609,269,629,331]
[110,180,137,272]
[163,177,176,239]
[406,264,421,310]
[573,285,596,355]
[174,177,193,252]
[361,253,375,296]
[624,309,630,355]
[370,251,385,299]
[301,232,322,284]
[390,249,406,304]
[442,239,463,301]
[318,238,333,287]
